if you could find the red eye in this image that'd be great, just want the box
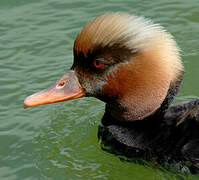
[93,60,103,69]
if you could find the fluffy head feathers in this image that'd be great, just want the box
[73,13,184,120]
[74,13,183,82]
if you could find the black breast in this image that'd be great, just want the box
[98,99,199,172]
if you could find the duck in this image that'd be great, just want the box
[24,13,199,171]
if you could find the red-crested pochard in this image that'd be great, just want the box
[24,13,199,171]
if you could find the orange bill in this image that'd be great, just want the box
[24,70,85,108]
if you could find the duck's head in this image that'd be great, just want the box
[24,13,183,121]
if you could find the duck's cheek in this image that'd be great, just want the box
[78,80,93,96]
[82,80,107,97]
[95,80,107,92]
[74,70,93,96]
[77,77,99,97]
[75,71,108,97]
[101,63,130,99]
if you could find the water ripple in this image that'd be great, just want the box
[0,0,199,179]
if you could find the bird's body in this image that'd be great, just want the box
[24,13,199,171]
[99,99,199,172]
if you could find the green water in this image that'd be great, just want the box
[1,0,199,179]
